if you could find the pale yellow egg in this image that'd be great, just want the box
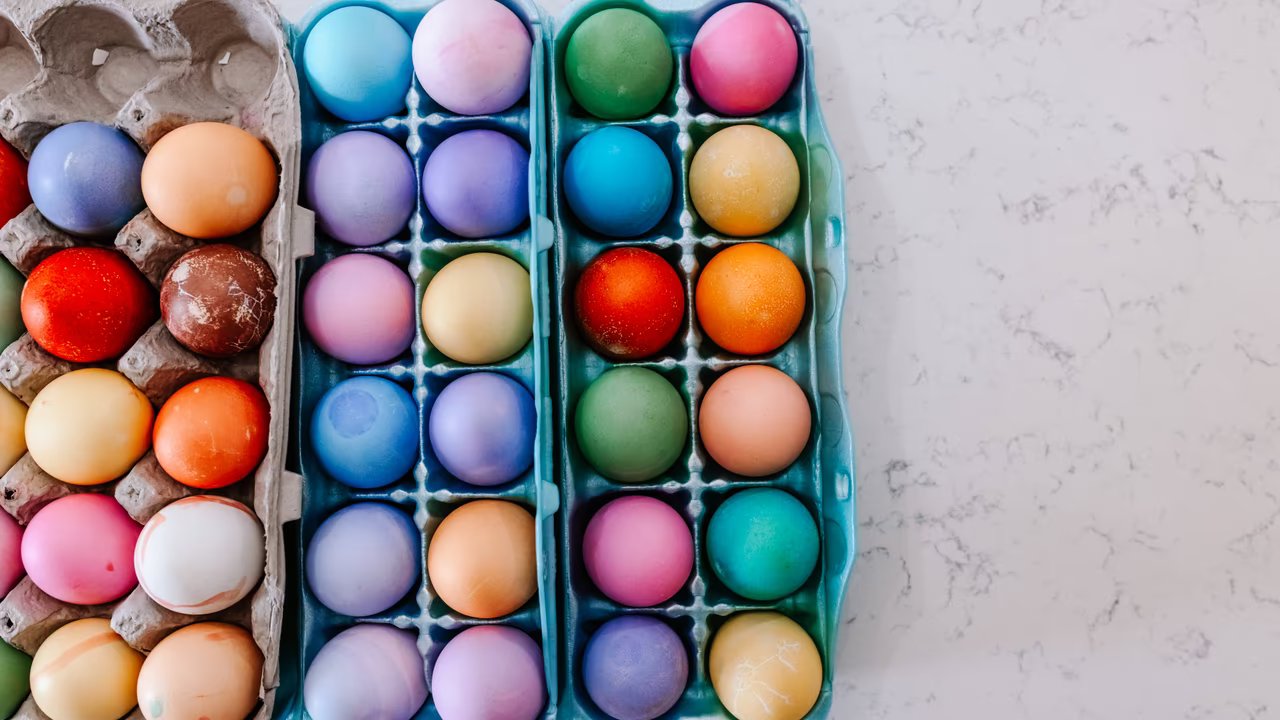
[24,369,153,485]
[689,125,800,237]
[421,252,533,365]
[0,387,25,475]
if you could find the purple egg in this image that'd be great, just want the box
[306,131,416,247]
[423,130,529,239]
[428,372,535,487]
[431,625,545,720]
[584,616,688,720]
[307,503,419,617]
[303,254,415,365]
[303,624,427,720]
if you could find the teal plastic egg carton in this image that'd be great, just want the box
[280,1,559,718]
[548,1,854,719]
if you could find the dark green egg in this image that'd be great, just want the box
[0,640,30,718]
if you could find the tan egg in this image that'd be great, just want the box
[137,622,264,720]
[25,369,153,486]
[0,387,25,475]
[709,612,822,720]
[31,618,143,720]
[689,125,799,237]
[422,253,533,365]
[699,365,810,477]
[427,500,536,618]
[142,122,278,239]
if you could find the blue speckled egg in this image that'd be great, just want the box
[27,122,144,237]
[428,372,535,487]
[564,126,672,238]
[311,376,418,489]
[302,7,413,122]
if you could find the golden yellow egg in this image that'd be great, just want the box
[689,125,800,237]
[137,622,264,720]
[709,612,822,720]
[0,387,25,475]
[31,618,143,720]
[25,369,153,485]
[421,253,533,365]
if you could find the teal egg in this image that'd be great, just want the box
[574,367,687,483]
[0,640,30,717]
[707,488,818,601]
[0,258,22,350]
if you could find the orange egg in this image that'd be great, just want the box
[426,500,536,619]
[142,122,278,239]
[136,622,264,720]
[695,243,804,355]
[154,376,270,489]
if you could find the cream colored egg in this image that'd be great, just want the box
[0,387,25,475]
[31,618,143,720]
[137,622,264,720]
[709,612,822,720]
[422,252,533,364]
[25,369,153,486]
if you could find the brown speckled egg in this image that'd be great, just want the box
[161,244,277,358]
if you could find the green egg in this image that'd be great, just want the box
[564,8,673,120]
[708,488,819,601]
[574,367,686,483]
[0,258,23,350]
[0,640,30,718]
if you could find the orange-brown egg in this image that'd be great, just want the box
[142,122,278,239]
[427,500,536,619]
[696,243,805,356]
[137,622,264,720]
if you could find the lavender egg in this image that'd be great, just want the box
[412,0,532,115]
[584,616,688,720]
[307,131,416,247]
[303,624,427,720]
[431,626,545,720]
[428,372,535,487]
[306,503,418,617]
[423,130,529,239]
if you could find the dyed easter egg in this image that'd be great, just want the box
[0,139,30,228]
[135,496,264,615]
[695,243,804,355]
[22,494,140,605]
[0,258,23,350]
[307,502,419,617]
[689,125,799,237]
[137,622,264,720]
[0,641,30,719]
[160,244,277,357]
[708,488,818,601]
[700,365,810,477]
[307,130,416,247]
[303,253,415,365]
[0,510,20,597]
[303,6,413,121]
[428,372,535,487]
[154,377,270,489]
[575,247,683,360]
[423,130,529,238]
[0,387,25,476]
[691,3,798,116]
[27,122,143,237]
[413,0,532,115]
[575,367,686,483]
[422,253,532,364]
[22,247,157,363]
[432,626,545,720]
[311,376,418,490]
[30,618,143,720]
[709,612,821,720]
[143,122,278,239]
[427,500,536,618]
[25,369,153,486]
[303,624,427,720]
[584,616,687,720]
[564,127,672,238]
[584,496,692,607]
[565,9,672,119]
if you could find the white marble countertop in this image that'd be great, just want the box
[278,0,1280,717]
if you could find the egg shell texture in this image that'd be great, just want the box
[306,130,416,247]
[426,499,537,619]
[306,502,419,617]
[699,365,811,477]
[302,6,414,122]
[575,247,683,360]
[421,252,533,365]
[137,622,264,720]
[412,0,532,116]
[153,376,271,490]
[26,122,144,238]
[303,253,416,366]
[21,493,141,605]
[30,618,143,720]
[0,641,30,719]
[564,126,673,238]
[695,242,805,356]
[689,124,800,237]
[302,624,427,720]
[160,243,278,358]
[583,495,693,607]
[690,3,799,116]
[431,625,546,720]
[708,612,822,720]
[583,615,688,720]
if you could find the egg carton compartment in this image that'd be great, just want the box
[549,0,852,718]
[283,1,556,717]
[0,0,304,717]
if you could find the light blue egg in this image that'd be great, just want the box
[311,376,418,489]
[564,126,673,238]
[302,6,413,122]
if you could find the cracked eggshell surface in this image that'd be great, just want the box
[708,612,821,720]
[160,244,278,358]
[135,496,265,615]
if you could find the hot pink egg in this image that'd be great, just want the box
[690,3,798,116]
[0,512,21,596]
[583,495,692,607]
[21,494,141,605]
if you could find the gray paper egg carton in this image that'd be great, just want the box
[0,0,304,717]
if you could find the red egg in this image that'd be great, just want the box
[0,140,29,228]
[21,247,157,363]
[575,247,683,360]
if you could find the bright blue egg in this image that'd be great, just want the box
[564,126,673,238]
[302,6,413,122]
[27,122,144,238]
[428,372,535,487]
[311,376,418,489]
